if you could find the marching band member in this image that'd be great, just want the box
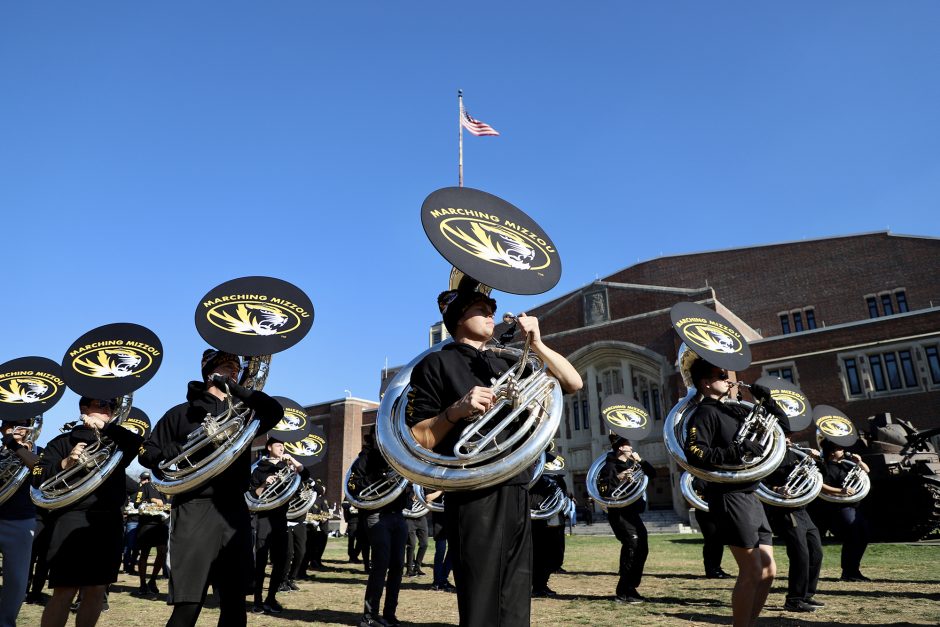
[684,359,776,627]
[342,498,365,565]
[407,289,582,627]
[820,441,871,582]
[349,428,407,627]
[426,490,454,592]
[762,437,824,612]
[530,472,570,598]
[598,435,656,603]
[34,397,143,627]
[692,476,731,579]
[284,502,307,590]
[306,480,330,571]
[139,349,284,627]
[249,437,305,614]
[404,485,430,578]
[0,419,41,627]
[132,471,169,598]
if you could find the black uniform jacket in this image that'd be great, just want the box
[348,445,407,515]
[138,381,284,504]
[249,457,309,521]
[406,342,533,486]
[685,397,758,495]
[598,452,656,515]
[34,422,142,513]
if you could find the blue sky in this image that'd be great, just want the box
[2,2,938,445]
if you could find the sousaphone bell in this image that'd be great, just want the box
[814,405,870,504]
[586,395,652,510]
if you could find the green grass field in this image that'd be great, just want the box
[16,534,940,626]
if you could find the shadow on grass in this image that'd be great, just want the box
[273,607,452,626]
[661,611,930,626]
[812,588,940,601]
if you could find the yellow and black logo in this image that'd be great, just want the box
[69,346,155,379]
[770,389,807,418]
[274,407,308,433]
[433,213,555,272]
[285,433,324,458]
[674,317,744,355]
[818,415,855,438]
[121,416,150,437]
[603,404,649,430]
[204,299,304,337]
[545,454,566,472]
[0,372,62,405]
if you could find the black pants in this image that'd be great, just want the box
[308,525,328,567]
[29,515,52,597]
[364,512,407,618]
[358,515,371,568]
[608,508,648,596]
[833,505,869,576]
[447,483,532,627]
[346,518,361,559]
[286,523,307,581]
[405,515,429,572]
[253,515,288,603]
[767,507,822,602]
[696,508,725,576]
[532,521,564,591]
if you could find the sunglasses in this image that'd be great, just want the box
[714,372,729,381]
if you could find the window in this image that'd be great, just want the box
[896,290,909,313]
[780,315,791,335]
[869,354,886,391]
[866,297,879,318]
[881,294,894,316]
[572,396,580,431]
[581,398,590,430]
[899,350,917,387]
[805,309,817,330]
[793,311,804,332]
[767,367,794,382]
[868,350,919,392]
[926,346,940,385]
[843,358,862,395]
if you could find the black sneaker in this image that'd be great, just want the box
[783,600,817,613]
[615,594,643,604]
[288,580,301,591]
[278,583,292,593]
[706,569,732,579]
[70,601,80,613]
[263,599,284,614]
[358,614,388,627]
[804,597,825,608]
[147,580,160,595]
[532,587,557,598]
[251,603,264,614]
[415,569,427,576]
[383,615,401,627]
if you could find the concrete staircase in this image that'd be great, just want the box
[570,509,694,535]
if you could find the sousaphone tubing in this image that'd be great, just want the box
[586,394,652,509]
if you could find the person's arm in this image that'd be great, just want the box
[102,421,144,457]
[2,433,40,468]
[406,356,481,450]
[32,437,67,486]
[515,314,583,394]
[686,409,762,468]
[138,408,181,470]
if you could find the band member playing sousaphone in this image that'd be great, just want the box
[0,357,64,627]
[530,450,569,598]
[33,324,162,627]
[594,396,656,603]
[130,425,171,599]
[402,187,582,627]
[814,405,872,582]
[755,380,825,613]
[138,276,312,627]
[670,303,788,627]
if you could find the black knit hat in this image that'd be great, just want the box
[201,349,241,380]
[438,289,497,336]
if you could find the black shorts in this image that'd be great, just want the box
[167,498,252,604]
[708,491,773,549]
[136,517,169,549]
[47,509,123,588]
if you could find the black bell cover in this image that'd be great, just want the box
[670,302,751,372]
[543,450,566,475]
[813,405,858,447]
[421,187,561,295]
[120,407,152,439]
[753,375,812,432]
[61,323,163,399]
[0,356,66,421]
[601,394,653,441]
[195,276,314,357]
[284,423,327,467]
[269,396,311,443]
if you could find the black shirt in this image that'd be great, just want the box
[598,452,656,514]
[406,342,532,486]
[348,446,407,515]
[134,481,166,520]
[249,457,309,521]
[685,397,758,495]
[138,381,284,504]
[33,422,142,513]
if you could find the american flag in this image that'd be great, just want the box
[460,105,500,136]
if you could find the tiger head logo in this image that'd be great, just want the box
[775,396,803,418]
[209,303,291,336]
[818,416,854,438]
[73,349,144,378]
[442,221,539,270]
[0,378,50,404]
[285,436,322,457]
[684,324,740,354]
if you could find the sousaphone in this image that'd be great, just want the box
[376,187,564,491]
[245,396,309,512]
[153,276,313,495]
[662,302,786,483]
[814,405,870,504]
[587,395,652,509]
[0,357,66,506]
[32,324,162,509]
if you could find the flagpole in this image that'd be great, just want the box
[458,89,464,187]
